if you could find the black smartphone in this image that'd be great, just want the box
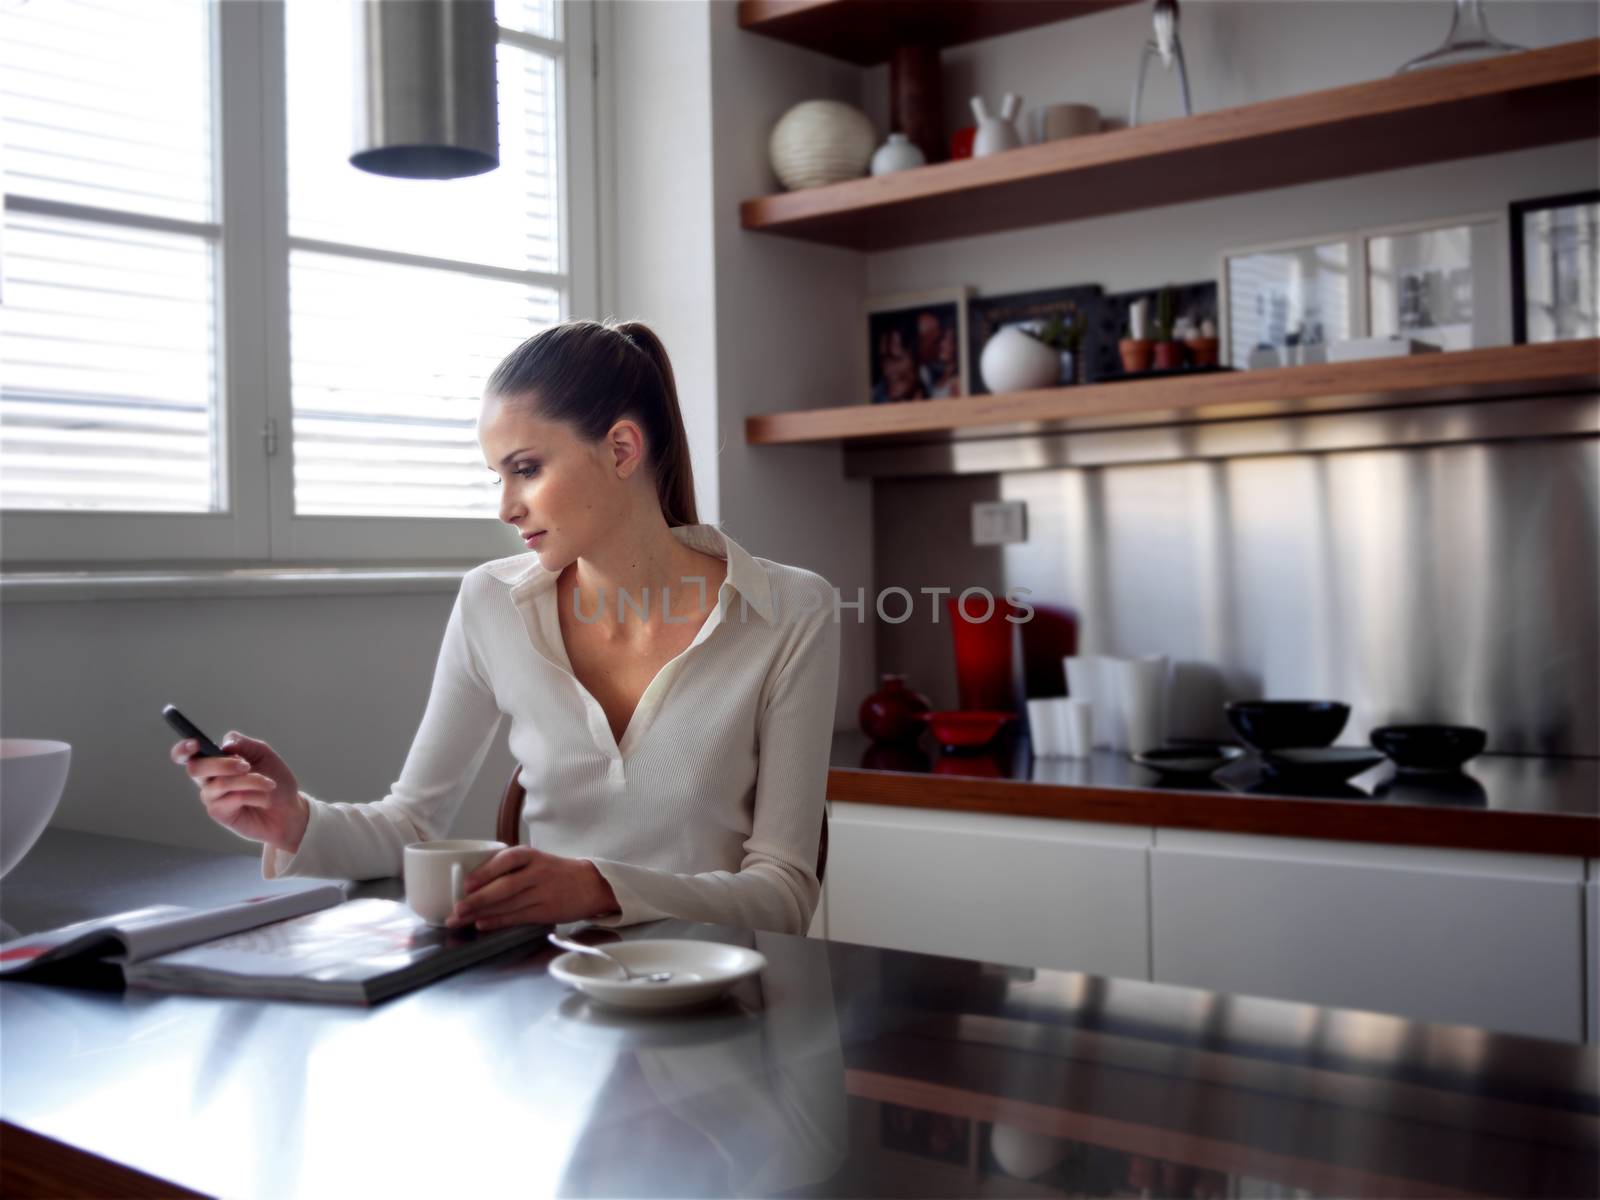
[162,704,227,759]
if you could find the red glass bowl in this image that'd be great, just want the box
[919,710,1014,750]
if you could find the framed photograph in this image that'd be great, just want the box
[1221,232,1358,368]
[880,1101,970,1167]
[1086,281,1217,380]
[1364,212,1508,351]
[866,287,970,403]
[1510,189,1600,344]
[966,283,1102,394]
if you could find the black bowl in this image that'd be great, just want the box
[1224,701,1350,752]
[1370,725,1487,773]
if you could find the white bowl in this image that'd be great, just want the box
[549,939,766,1012]
[0,740,71,880]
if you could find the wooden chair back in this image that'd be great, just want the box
[496,766,829,884]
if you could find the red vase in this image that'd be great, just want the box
[859,674,932,743]
[946,595,1022,713]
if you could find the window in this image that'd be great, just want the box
[0,0,598,566]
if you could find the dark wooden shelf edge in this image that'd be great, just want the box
[746,341,1600,446]
[737,0,1142,66]
[827,768,1600,857]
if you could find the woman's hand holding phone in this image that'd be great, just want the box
[171,730,310,856]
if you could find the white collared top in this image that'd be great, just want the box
[259,523,841,935]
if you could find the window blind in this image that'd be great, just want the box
[285,0,567,519]
[0,0,218,513]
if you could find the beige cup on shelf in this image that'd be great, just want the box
[403,839,506,926]
[1031,103,1100,144]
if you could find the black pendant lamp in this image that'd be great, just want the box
[351,0,499,180]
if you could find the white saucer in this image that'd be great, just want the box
[548,939,766,1011]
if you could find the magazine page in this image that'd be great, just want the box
[116,882,349,963]
[0,877,351,974]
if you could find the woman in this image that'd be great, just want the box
[170,319,841,936]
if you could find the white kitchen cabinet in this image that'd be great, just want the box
[1150,829,1587,1042]
[827,801,1151,979]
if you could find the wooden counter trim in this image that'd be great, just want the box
[0,1120,206,1199]
[826,767,1600,857]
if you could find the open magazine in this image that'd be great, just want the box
[0,883,550,1005]
[0,878,350,978]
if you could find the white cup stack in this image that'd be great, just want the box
[1026,696,1095,758]
[1063,653,1172,756]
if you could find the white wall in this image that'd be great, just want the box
[603,0,722,524]
[0,582,515,855]
[705,3,877,729]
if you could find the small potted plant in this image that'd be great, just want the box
[1185,315,1220,368]
[1036,310,1087,385]
[1152,285,1184,371]
[1118,298,1153,375]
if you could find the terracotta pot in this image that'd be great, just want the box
[1185,336,1220,367]
[1118,338,1153,374]
[1153,340,1185,370]
[858,674,932,743]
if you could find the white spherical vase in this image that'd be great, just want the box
[989,1123,1072,1180]
[980,326,1061,394]
[870,132,926,176]
[769,100,876,190]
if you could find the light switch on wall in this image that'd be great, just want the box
[972,500,1027,545]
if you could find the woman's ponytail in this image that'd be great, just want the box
[609,321,698,528]
[484,317,700,527]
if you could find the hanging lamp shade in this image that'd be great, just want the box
[351,0,499,180]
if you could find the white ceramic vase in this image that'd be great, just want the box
[768,100,876,190]
[970,93,1022,156]
[980,326,1059,394]
[870,132,925,175]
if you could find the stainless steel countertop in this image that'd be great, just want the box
[2,828,1595,1198]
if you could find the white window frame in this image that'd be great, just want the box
[0,0,600,569]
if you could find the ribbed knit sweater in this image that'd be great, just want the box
[259,523,841,935]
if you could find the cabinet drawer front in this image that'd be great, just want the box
[828,809,1149,979]
[1152,848,1584,1041]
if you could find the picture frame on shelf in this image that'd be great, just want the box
[1510,189,1600,345]
[866,287,971,403]
[1363,211,1508,351]
[966,283,1102,394]
[1086,281,1219,381]
[1220,231,1359,369]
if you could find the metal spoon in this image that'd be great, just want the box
[548,931,673,983]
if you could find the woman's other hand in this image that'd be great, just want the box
[171,731,309,856]
[447,847,620,929]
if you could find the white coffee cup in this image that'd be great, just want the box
[1064,655,1116,749]
[403,839,506,926]
[1058,698,1094,758]
[1114,655,1171,755]
[1026,698,1060,756]
[1030,102,1099,143]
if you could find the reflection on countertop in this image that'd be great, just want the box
[828,729,1599,851]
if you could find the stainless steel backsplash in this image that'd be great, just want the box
[872,435,1599,755]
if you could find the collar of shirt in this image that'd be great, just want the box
[480,522,776,624]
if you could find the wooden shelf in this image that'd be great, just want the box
[740,39,1600,250]
[737,0,1140,66]
[745,340,1600,446]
